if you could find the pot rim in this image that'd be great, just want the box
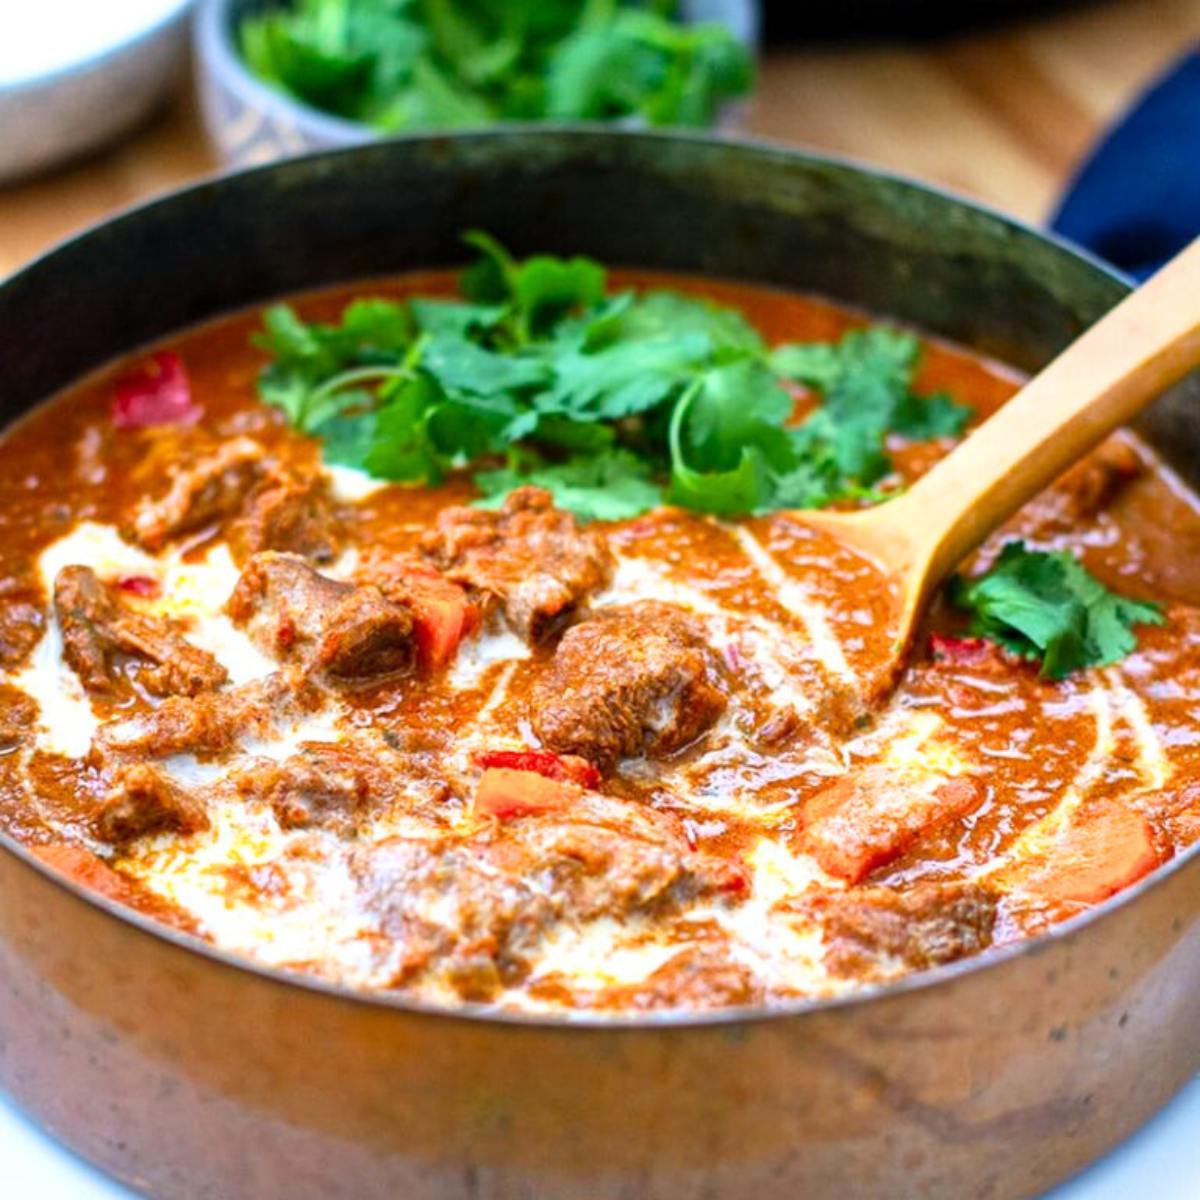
[4,124,1188,1033]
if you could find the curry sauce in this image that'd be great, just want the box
[2,271,1198,1013]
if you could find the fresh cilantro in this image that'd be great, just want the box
[255,232,975,521]
[949,541,1164,679]
[892,390,972,440]
[475,449,663,521]
[238,0,753,133]
[773,328,972,496]
[667,361,794,515]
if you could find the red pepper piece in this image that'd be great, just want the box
[111,352,201,430]
[116,575,159,598]
[475,748,601,790]
[929,633,999,667]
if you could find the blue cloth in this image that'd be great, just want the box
[1052,51,1200,280]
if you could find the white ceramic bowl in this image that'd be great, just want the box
[0,1,192,186]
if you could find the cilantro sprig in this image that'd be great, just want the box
[239,0,753,133]
[950,541,1164,679]
[253,232,973,521]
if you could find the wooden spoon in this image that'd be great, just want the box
[801,236,1200,692]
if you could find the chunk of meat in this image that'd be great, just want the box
[1005,803,1160,912]
[420,487,611,641]
[234,742,393,832]
[94,762,209,844]
[356,836,554,1000]
[0,576,45,668]
[228,552,348,651]
[228,552,414,685]
[530,602,726,769]
[0,686,36,753]
[130,436,265,550]
[1050,438,1142,523]
[803,769,985,884]
[91,673,301,762]
[366,555,480,671]
[227,471,342,565]
[1143,781,1200,848]
[54,565,227,698]
[792,882,997,978]
[313,587,415,684]
[489,805,696,922]
[355,791,733,1001]
[997,437,1143,548]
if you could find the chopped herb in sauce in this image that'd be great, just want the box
[254,233,972,520]
[949,541,1164,679]
[238,0,753,133]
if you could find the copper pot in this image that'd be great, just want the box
[1,130,1197,1200]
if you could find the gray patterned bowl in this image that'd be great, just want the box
[0,0,191,185]
[194,0,761,168]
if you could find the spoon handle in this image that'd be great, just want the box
[895,237,1200,587]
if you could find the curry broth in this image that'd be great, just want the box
[1,271,1198,1011]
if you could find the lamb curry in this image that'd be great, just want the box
[1,242,1195,1014]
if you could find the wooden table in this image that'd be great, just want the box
[1,0,1198,276]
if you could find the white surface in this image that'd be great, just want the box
[1,1071,1197,1198]
[0,0,188,86]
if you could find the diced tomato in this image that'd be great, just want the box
[474,767,583,819]
[116,574,159,598]
[1023,806,1160,907]
[413,592,479,671]
[276,616,297,652]
[475,749,601,790]
[929,633,998,667]
[708,858,752,895]
[111,351,201,430]
[805,772,984,884]
[391,564,480,671]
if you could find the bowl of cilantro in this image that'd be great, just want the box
[195,0,759,167]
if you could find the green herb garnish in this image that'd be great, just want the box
[254,232,973,520]
[950,541,1164,679]
[239,0,754,132]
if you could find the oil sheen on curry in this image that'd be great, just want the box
[1,247,1195,1015]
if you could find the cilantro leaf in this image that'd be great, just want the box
[667,363,794,515]
[545,11,752,128]
[239,0,752,134]
[774,327,974,497]
[409,297,506,339]
[252,299,416,431]
[420,332,548,399]
[892,390,972,440]
[474,449,663,522]
[537,330,713,420]
[606,290,765,356]
[254,232,976,521]
[949,541,1164,679]
[462,230,607,343]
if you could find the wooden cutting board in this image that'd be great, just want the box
[0,0,1197,277]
